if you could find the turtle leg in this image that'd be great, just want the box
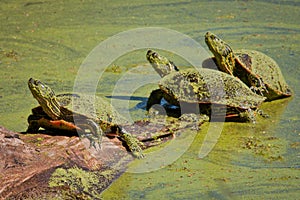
[238,108,256,123]
[257,109,269,118]
[239,108,269,123]
[179,113,209,130]
[116,126,145,159]
[146,89,164,111]
[76,119,103,151]
[248,75,267,96]
[27,114,42,132]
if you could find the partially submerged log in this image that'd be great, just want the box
[0,118,177,199]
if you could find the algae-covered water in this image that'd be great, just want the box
[0,0,299,199]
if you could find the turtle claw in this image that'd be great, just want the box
[83,133,102,151]
[250,85,267,97]
[77,119,103,151]
[249,76,268,97]
[238,108,256,124]
[257,109,269,118]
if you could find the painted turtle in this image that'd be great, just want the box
[205,31,292,101]
[27,78,144,158]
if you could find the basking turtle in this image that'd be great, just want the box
[205,31,292,101]
[27,78,144,158]
[146,50,267,122]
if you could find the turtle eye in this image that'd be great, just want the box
[35,80,42,87]
[212,35,219,42]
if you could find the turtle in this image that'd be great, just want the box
[27,78,144,158]
[205,31,292,101]
[146,50,267,123]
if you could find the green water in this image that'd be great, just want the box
[0,0,299,199]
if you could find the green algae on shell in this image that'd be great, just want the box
[158,68,266,109]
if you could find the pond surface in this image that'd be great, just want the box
[0,0,299,199]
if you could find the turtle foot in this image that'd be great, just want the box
[249,77,268,97]
[77,119,103,151]
[257,109,269,118]
[238,108,256,124]
[82,133,102,151]
[179,113,209,130]
[119,130,145,159]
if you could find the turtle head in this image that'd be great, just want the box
[205,32,235,75]
[28,78,61,119]
[146,50,179,77]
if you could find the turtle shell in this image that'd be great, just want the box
[158,68,266,110]
[56,93,128,130]
[234,49,292,101]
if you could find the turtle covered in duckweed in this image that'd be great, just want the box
[146,50,267,123]
[27,78,144,158]
[205,31,292,101]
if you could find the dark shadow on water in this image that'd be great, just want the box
[106,95,148,111]
[106,95,147,102]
